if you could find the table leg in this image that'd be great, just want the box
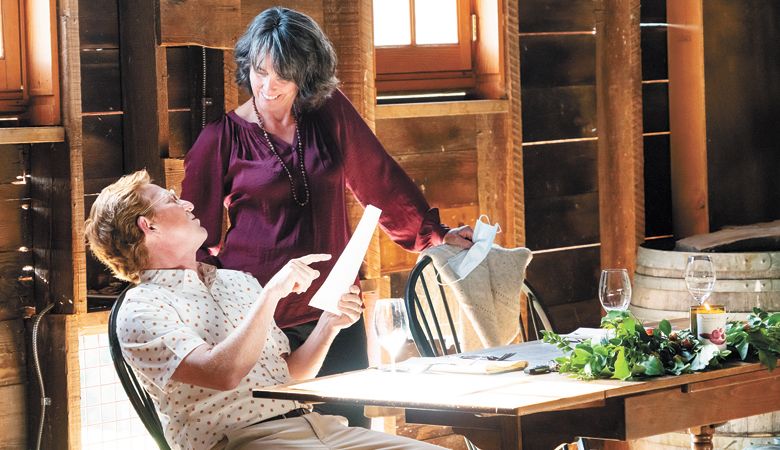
[688,424,717,450]
[499,416,523,450]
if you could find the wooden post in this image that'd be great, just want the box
[506,0,525,247]
[667,0,709,238]
[688,424,717,450]
[594,0,645,275]
[322,0,383,280]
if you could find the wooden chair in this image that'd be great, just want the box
[404,255,552,357]
[403,256,588,450]
[108,288,172,450]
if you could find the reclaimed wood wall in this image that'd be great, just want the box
[702,1,780,230]
[11,0,780,448]
[515,0,673,333]
[0,144,31,449]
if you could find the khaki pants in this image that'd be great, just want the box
[222,412,442,450]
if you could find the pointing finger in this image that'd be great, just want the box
[297,253,332,265]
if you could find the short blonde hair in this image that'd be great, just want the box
[85,170,157,283]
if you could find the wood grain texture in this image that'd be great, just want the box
[523,140,598,201]
[25,314,79,450]
[595,0,645,274]
[520,35,596,88]
[521,85,597,143]
[624,371,780,439]
[77,0,119,49]
[0,127,65,144]
[525,246,601,328]
[0,251,33,321]
[80,49,121,113]
[518,0,595,33]
[0,383,26,449]
[119,0,169,182]
[82,114,123,195]
[478,113,513,245]
[159,0,240,48]
[506,0,525,246]
[377,115,477,156]
[666,0,709,238]
[0,319,26,386]
[525,192,600,249]
[702,0,780,230]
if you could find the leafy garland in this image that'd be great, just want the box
[541,308,780,380]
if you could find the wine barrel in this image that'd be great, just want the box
[630,245,780,322]
[630,244,780,447]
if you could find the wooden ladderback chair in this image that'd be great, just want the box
[404,255,553,357]
[108,288,172,450]
[403,256,588,450]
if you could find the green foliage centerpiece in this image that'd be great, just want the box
[542,308,780,380]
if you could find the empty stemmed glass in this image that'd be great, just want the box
[373,298,410,372]
[599,269,632,312]
[684,255,716,305]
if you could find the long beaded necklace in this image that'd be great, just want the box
[252,96,310,207]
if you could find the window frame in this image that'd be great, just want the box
[0,0,26,112]
[375,0,474,94]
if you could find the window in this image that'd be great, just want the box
[0,0,25,114]
[373,0,474,94]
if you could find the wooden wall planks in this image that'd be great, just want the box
[0,384,27,449]
[80,49,122,113]
[0,145,32,322]
[518,0,595,33]
[77,0,119,49]
[82,114,123,195]
[703,0,780,230]
[518,1,601,327]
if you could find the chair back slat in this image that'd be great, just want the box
[404,256,554,358]
[433,265,462,354]
[108,288,172,450]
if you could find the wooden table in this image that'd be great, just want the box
[254,341,780,449]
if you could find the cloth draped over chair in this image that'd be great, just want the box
[419,244,533,352]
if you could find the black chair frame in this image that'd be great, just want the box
[404,255,553,358]
[108,288,171,450]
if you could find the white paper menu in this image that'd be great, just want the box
[308,205,382,314]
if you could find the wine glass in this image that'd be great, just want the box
[684,255,716,305]
[598,269,632,312]
[373,298,409,371]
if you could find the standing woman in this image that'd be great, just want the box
[181,7,472,426]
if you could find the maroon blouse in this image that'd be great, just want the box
[181,89,447,328]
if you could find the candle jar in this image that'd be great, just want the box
[690,304,727,349]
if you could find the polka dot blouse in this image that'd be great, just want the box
[116,263,301,450]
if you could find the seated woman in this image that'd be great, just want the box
[85,170,442,450]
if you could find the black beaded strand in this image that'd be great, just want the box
[252,96,310,207]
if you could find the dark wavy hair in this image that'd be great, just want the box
[234,7,339,112]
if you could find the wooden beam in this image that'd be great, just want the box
[0,127,64,144]
[375,100,509,119]
[322,0,382,280]
[158,0,240,49]
[595,0,645,274]
[506,0,524,247]
[118,0,169,183]
[667,0,709,238]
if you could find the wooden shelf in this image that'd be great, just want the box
[0,126,65,144]
[375,99,509,119]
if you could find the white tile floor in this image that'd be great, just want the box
[79,332,156,450]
